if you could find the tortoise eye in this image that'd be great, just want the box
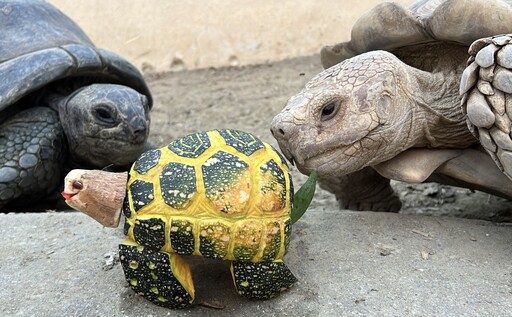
[72,181,83,190]
[321,102,338,121]
[93,104,116,124]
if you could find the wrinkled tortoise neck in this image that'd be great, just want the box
[398,59,475,148]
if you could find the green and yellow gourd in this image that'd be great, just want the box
[63,129,316,309]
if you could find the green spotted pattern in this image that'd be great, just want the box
[168,131,210,158]
[160,162,196,209]
[261,222,282,261]
[129,179,154,212]
[218,129,265,156]
[270,145,293,203]
[231,261,297,299]
[133,218,166,250]
[260,159,287,210]
[170,219,195,255]
[122,194,132,218]
[271,145,290,168]
[199,222,230,259]
[119,244,192,309]
[133,149,161,174]
[202,151,248,210]
[233,222,263,261]
[283,220,291,252]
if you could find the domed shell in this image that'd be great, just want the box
[321,0,512,68]
[122,129,293,263]
[0,0,152,113]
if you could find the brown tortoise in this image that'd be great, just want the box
[271,0,512,211]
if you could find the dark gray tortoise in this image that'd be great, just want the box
[0,0,152,210]
[271,0,512,212]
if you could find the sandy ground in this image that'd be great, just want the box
[2,209,511,316]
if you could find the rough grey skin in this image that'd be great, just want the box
[0,0,152,210]
[271,0,512,212]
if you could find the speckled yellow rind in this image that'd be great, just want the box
[119,241,194,309]
[230,260,297,299]
[120,129,295,308]
[123,129,292,263]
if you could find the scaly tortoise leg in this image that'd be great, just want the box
[230,260,297,299]
[0,107,65,210]
[318,166,402,212]
[119,242,195,309]
[461,34,512,180]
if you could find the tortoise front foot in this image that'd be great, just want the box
[461,34,512,179]
[339,192,402,212]
[230,260,297,300]
[0,107,65,210]
[119,242,195,309]
[319,167,402,212]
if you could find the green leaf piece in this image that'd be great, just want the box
[291,170,317,224]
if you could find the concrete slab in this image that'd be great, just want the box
[1,209,511,316]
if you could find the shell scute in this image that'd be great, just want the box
[202,151,251,215]
[258,159,287,213]
[129,179,154,212]
[261,221,283,261]
[133,217,166,250]
[134,149,161,174]
[199,221,231,259]
[168,131,210,158]
[169,219,195,255]
[160,162,196,209]
[232,220,263,261]
[218,129,265,156]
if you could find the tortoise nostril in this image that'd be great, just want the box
[271,124,289,139]
[270,125,287,138]
[130,118,148,140]
[271,113,295,140]
[132,127,147,143]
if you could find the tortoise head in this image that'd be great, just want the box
[62,169,128,227]
[59,83,151,168]
[271,51,418,177]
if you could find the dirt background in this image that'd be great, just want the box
[46,0,512,220]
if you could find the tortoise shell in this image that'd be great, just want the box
[0,0,152,113]
[122,129,293,263]
[320,0,512,69]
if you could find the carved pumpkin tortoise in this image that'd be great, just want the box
[63,129,316,308]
